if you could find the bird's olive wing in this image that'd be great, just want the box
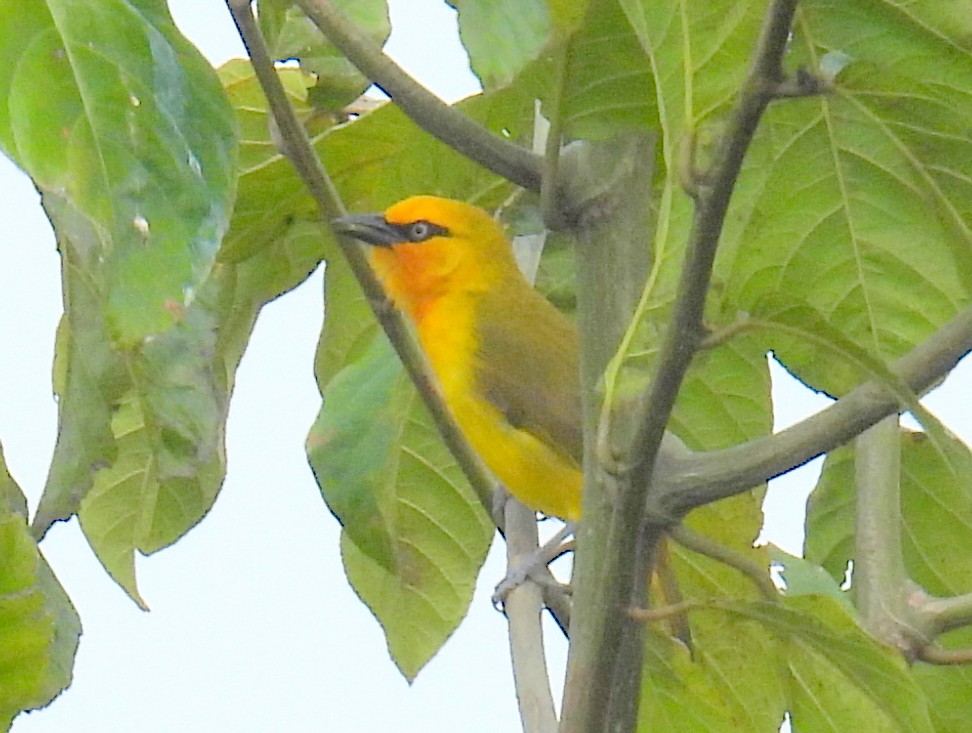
[474,293,583,466]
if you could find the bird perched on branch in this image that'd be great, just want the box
[334,195,583,522]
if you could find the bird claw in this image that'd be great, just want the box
[491,522,576,610]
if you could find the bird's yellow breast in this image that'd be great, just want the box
[415,290,582,522]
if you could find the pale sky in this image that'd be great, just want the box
[3,2,969,732]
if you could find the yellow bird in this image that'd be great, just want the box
[334,196,583,521]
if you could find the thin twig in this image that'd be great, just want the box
[539,42,569,229]
[628,0,808,516]
[917,645,972,665]
[919,591,972,637]
[628,599,703,623]
[294,0,542,191]
[668,524,779,602]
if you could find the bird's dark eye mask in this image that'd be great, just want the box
[332,213,450,247]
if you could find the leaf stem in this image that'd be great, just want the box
[668,523,778,602]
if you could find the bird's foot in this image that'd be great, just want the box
[492,522,575,608]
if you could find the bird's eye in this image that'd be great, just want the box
[407,221,433,241]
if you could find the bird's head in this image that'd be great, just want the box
[333,196,519,318]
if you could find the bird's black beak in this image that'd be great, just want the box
[332,213,403,247]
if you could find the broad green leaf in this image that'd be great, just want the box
[619,0,764,154]
[20,3,241,547]
[912,629,972,733]
[658,331,780,733]
[557,0,659,141]
[32,202,128,536]
[806,422,972,598]
[665,515,785,732]
[803,445,854,583]
[314,238,380,390]
[0,458,80,729]
[899,428,972,597]
[308,336,492,680]
[78,397,158,608]
[0,0,237,343]
[732,597,933,733]
[307,337,407,566]
[322,102,519,213]
[260,0,390,111]
[70,55,332,601]
[638,631,748,732]
[217,60,323,264]
[453,0,553,90]
[718,2,972,396]
[673,333,772,453]
[0,445,27,518]
[769,545,854,616]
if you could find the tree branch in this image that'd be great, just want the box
[917,645,972,665]
[565,3,805,731]
[293,0,542,191]
[919,591,972,637]
[503,499,559,733]
[853,416,921,654]
[628,0,807,515]
[225,0,498,517]
[656,303,972,515]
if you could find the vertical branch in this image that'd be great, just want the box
[504,499,559,733]
[854,415,926,656]
[563,2,810,732]
[559,135,655,733]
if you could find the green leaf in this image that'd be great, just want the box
[556,0,659,141]
[638,632,747,732]
[657,330,781,732]
[217,60,323,264]
[666,524,785,732]
[769,545,855,616]
[32,203,129,536]
[731,597,934,733]
[717,2,972,396]
[0,446,27,518]
[76,331,226,606]
[308,336,492,680]
[0,0,238,344]
[806,421,972,599]
[0,483,80,728]
[673,333,772,452]
[803,445,854,583]
[260,0,390,111]
[35,57,325,593]
[898,428,972,597]
[453,0,553,90]
[307,336,408,567]
[912,630,972,733]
